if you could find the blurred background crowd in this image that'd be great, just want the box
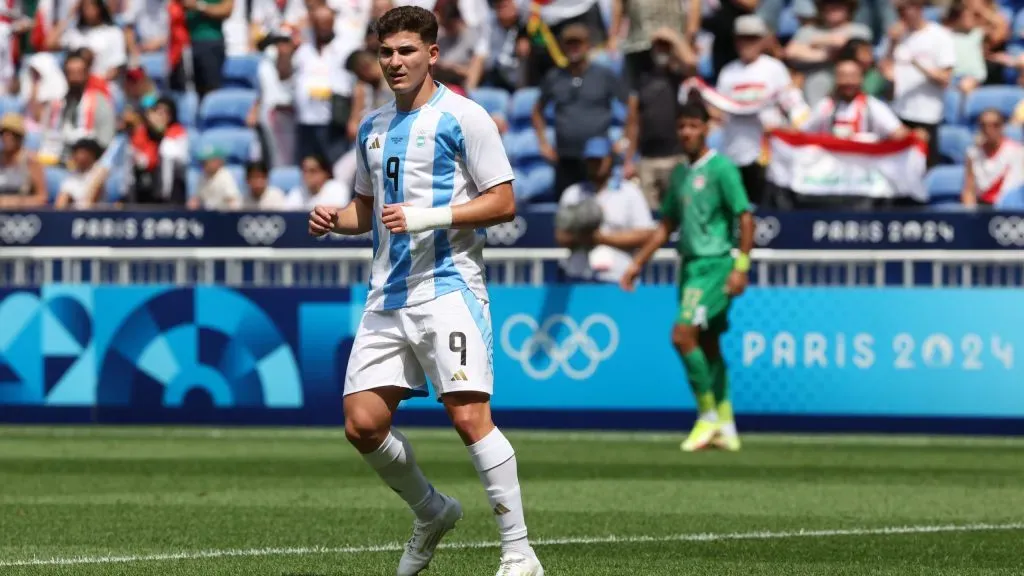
[0,0,1022,214]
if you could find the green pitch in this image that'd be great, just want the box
[2,426,1023,576]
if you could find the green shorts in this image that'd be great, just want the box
[676,256,735,333]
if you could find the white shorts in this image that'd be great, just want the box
[344,288,494,400]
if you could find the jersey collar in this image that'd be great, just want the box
[690,149,716,170]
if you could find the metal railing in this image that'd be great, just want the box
[2,248,1024,287]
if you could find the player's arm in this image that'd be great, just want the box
[627,218,675,272]
[722,160,754,295]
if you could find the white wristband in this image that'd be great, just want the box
[403,206,453,233]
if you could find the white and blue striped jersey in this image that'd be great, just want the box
[354,83,514,311]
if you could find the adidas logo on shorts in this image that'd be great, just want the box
[450,369,468,382]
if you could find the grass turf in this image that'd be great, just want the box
[1,426,1023,575]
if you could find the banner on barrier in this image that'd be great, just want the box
[1,286,1022,425]
[5,209,1024,250]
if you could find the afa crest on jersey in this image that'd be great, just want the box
[693,175,706,190]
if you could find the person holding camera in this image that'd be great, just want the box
[554,137,656,283]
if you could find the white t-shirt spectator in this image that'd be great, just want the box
[250,0,306,36]
[250,185,289,209]
[59,166,106,207]
[802,95,903,140]
[197,167,244,210]
[558,179,655,283]
[532,0,597,25]
[284,179,350,210]
[292,38,353,125]
[328,0,374,55]
[715,54,794,166]
[63,26,127,76]
[884,22,956,125]
[223,0,252,56]
[123,0,169,49]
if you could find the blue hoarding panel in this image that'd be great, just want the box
[1,286,1022,432]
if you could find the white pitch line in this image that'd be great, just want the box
[2,522,1022,568]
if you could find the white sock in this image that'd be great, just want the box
[362,429,444,521]
[467,427,532,556]
[699,410,719,423]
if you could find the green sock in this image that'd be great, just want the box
[681,349,716,414]
[709,356,733,422]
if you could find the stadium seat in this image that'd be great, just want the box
[197,127,258,165]
[698,52,713,79]
[777,6,799,40]
[937,124,972,164]
[924,5,944,21]
[174,91,200,127]
[44,167,68,202]
[943,89,963,125]
[198,88,258,129]
[1005,124,1024,143]
[708,128,724,152]
[996,185,1024,209]
[508,88,540,130]
[110,84,126,117]
[1002,44,1023,84]
[221,55,261,90]
[1014,9,1024,46]
[269,166,302,193]
[591,51,622,76]
[963,86,1024,126]
[611,99,627,127]
[517,164,556,203]
[104,170,126,203]
[138,51,169,88]
[24,131,41,152]
[0,95,21,117]
[469,87,510,118]
[924,165,965,204]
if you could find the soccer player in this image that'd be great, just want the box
[620,101,754,452]
[307,6,544,576]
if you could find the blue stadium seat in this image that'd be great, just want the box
[943,89,962,125]
[24,131,41,152]
[44,167,68,202]
[611,99,627,127]
[1006,124,1024,142]
[518,164,556,203]
[221,55,261,90]
[138,51,169,88]
[1014,8,1024,46]
[197,127,258,165]
[1002,44,1023,84]
[924,165,965,204]
[470,87,511,118]
[511,167,528,200]
[508,129,544,166]
[777,6,799,40]
[698,52,713,79]
[110,84,126,117]
[508,88,540,130]
[0,95,21,117]
[104,170,126,203]
[198,88,258,129]
[937,124,972,164]
[174,91,200,127]
[924,5,944,21]
[591,51,623,76]
[708,128,724,152]
[963,86,1024,127]
[996,185,1024,209]
[269,166,301,193]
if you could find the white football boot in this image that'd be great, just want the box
[396,493,463,576]
[495,551,545,576]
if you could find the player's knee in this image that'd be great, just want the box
[344,408,390,449]
[443,393,494,444]
[672,324,699,353]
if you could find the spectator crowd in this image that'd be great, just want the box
[0,0,1022,227]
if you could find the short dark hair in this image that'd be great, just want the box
[344,49,375,73]
[64,48,90,68]
[154,96,178,125]
[838,38,871,61]
[676,101,710,123]
[246,160,269,177]
[374,5,439,45]
[302,154,333,174]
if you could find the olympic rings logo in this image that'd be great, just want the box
[989,216,1024,247]
[237,215,287,245]
[0,214,42,244]
[755,216,780,246]
[500,313,619,380]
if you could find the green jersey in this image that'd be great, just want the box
[660,150,751,259]
[187,0,226,42]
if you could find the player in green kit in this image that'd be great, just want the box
[621,100,754,452]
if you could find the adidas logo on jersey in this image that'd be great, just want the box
[450,369,468,382]
[369,136,380,150]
